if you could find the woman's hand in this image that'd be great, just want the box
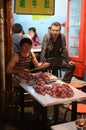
[38,62,50,67]
[42,62,50,68]
[68,61,75,65]
[22,68,30,73]
[38,62,50,69]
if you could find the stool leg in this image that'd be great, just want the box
[63,108,70,122]
[19,87,24,122]
[71,101,77,121]
[53,105,59,124]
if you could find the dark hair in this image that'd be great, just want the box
[28,27,38,41]
[48,26,51,29]
[51,22,61,31]
[20,38,32,47]
[12,23,24,33]
[28,27,36,33]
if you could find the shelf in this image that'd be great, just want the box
[70,25,80,27]
[71,7,80,10]
[70,36,79,38]
[70,46,78,48]
[71,15,81,18]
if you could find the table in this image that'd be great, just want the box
[31,46,41,61]
[31,48,41,53]
[51,121,76,130]
[19,80,86,107]
[18,79,86,129]
[31,46,41,53]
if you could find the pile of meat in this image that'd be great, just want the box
[33,83,74,98]
[18,71,50,84]
[18,71,34,81]
[18,71,74,98]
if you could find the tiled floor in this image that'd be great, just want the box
[0,76,86,130]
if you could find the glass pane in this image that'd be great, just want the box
[68,0,81,56]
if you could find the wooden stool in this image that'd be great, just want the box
[63,82,85,121]
[63,103,86,121]
[69,103,86,114]
[47,68,62,78]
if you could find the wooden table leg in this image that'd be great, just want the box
[71,101,77,121]
[42,106,48,130]
[33,100,48,129]
[53,105,59,124]
[19,87,24,122]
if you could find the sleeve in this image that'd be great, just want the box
[35,37,40,43]
[40,34,49,62]
[61,34,70,62]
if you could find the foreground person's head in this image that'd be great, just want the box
[20,38,32,52]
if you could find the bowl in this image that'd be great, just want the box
[75,118,86,130]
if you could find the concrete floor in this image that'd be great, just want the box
[0,103,84,130]
[0,105,69,130]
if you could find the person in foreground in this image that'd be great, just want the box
[40,22,76,83]
[6,38,50,74]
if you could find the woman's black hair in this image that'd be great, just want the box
[12,23,24,33]
[28,27,36,33]
[28,27,38,41]
[20,38,32,47]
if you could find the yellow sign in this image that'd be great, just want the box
[32,15,50,20]
[14,0,55,15]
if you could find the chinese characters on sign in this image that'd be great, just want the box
[15,0,55,15]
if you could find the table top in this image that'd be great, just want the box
[19,79,86,107]
[51,121,76,130]
[31,46,41,52]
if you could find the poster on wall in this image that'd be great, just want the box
[14,0,55,15]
